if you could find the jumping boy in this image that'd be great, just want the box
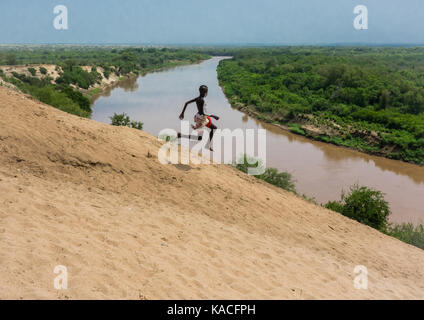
[179,85,219,151]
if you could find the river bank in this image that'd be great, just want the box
[86,58,208,105]
[216,49,424,166]
[223,99,424,168]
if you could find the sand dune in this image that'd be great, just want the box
[0,86,423,299]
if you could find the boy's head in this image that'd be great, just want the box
[199,85,208,97]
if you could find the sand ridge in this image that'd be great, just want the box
[0,86,423,299]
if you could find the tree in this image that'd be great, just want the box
[325,184,391,231]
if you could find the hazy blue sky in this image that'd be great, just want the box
[0,0,422,45]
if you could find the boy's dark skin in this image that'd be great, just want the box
[178,86,219,151]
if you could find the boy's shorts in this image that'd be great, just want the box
[194,113,212,129]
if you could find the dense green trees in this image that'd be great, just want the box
[217,47,424,164]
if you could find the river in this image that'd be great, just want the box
[92,57,424,224]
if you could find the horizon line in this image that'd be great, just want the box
[1,42,424,48]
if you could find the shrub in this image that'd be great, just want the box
[102,65,111,79]
[39,67,48,75]
[325,200,345,213]
[325,184,391,232]
[110,112,143,130]
[57,64,102,89]
[260,167,297,193]
[235,155,297,193]
[27,67,37,76]
[386,223,424,250]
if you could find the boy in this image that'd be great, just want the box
[179,85,219,151]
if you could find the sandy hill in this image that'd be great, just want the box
[0,86,423,300]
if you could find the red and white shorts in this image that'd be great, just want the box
[194,113,212,129]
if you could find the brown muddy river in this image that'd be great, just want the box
[92,57,424,224]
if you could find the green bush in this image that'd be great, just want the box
[57,63,101,89]
[325,184,391,232]
[110,112,143,130]
[235,155,297,193]
[39,67,48,75]
[325,200,345,213]
[386,223,424,250]
[260,167,297,193]
[27,67,36,76]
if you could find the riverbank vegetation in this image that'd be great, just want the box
[235,155,297,194]
[2,71,91,117]
[110,112,143,130]
[217,47,424,165]
[0,46,209,117]
[235,155,424,250]
[325,184,390,232]
[327,184,424,250]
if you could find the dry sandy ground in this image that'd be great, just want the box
[0,86,423,300]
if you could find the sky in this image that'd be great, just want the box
[0,0,422,45]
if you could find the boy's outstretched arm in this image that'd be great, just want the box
[179,98,197,120]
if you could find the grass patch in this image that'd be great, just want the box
[288,123,306,136]
[88,87,100,97]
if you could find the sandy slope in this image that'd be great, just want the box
[0,86,423,300]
